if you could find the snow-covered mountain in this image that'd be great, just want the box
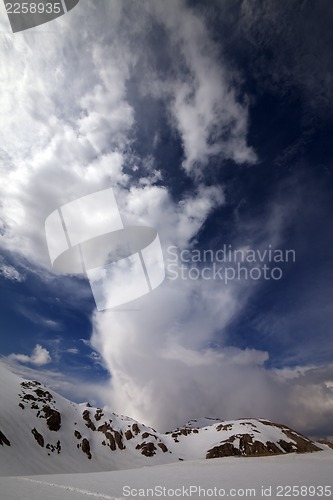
[0,362,321,476]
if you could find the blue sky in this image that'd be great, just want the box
[0,0,333,437]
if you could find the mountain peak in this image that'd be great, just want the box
[0,362,322,476]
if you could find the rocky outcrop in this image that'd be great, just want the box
[114,430,125,450]
[32,428,44,447]
[158,442,168,453]
[0,430,10,446]
[132,423,140,435]
[19,381,61,432]
[34,388,53,402]
[43,406,61,431]
[169,428,199,441]
[216,423,233,432]
[319,439,333,450]
[206,442,240,458]
[96,421,125,451]
[136,441,157,457]
[94,409,104,421]
[81,438,92,459]
[279,428,320,453]
[82,410,96,431]
[206,421,321,459]
[125,429,133,440]
[46,441,61,454]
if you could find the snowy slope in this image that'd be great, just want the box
[0,449,332,500]
[0,362,323,477]
[164,417,321,460]
[0,362,174,476]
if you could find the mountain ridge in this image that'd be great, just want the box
[0,362,322,476]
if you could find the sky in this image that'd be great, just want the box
[0,0,333,438]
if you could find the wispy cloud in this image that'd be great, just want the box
[66,348,79,354]
[16,306,63,331]
[8,344,51,366]
[140,0,256,176]
[0,259,25,282]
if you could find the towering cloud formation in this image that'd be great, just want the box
[1,0,332,438]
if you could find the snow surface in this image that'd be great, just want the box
[0,449,332,500]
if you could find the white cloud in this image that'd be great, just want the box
[9,344,51,366]
[0,0,253,268]
[141,0,256,176]
[66,348,79,354]
[0,2,134,268]
[0,261,25,282]
[90,246,262,430]
[89,189,333,435]
[92,291,333,436]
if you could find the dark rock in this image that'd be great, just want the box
[74,430,82,440]
[158,443,168,452]
[43,406,61,431]
[132,423,140,435]
[81,438,92,459]
[82,410,96,431]
[97,422,113,434]
[125,430,133,440]
[32,428,44,447]
[216,423,233,432]
[21,381,40,389]
[106,432,116,451]
[279,440,295,453]
[266,441,282,454]
[23,394,36,401]
[0,430,10,446]
[136,441,156,457]
[35,388,53,402]
[206,442,240,458]
[94,409,104,421]
[97,422,117,450]
[114,430,125,450]
[318,439,333,450]
[281,429,321,453]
